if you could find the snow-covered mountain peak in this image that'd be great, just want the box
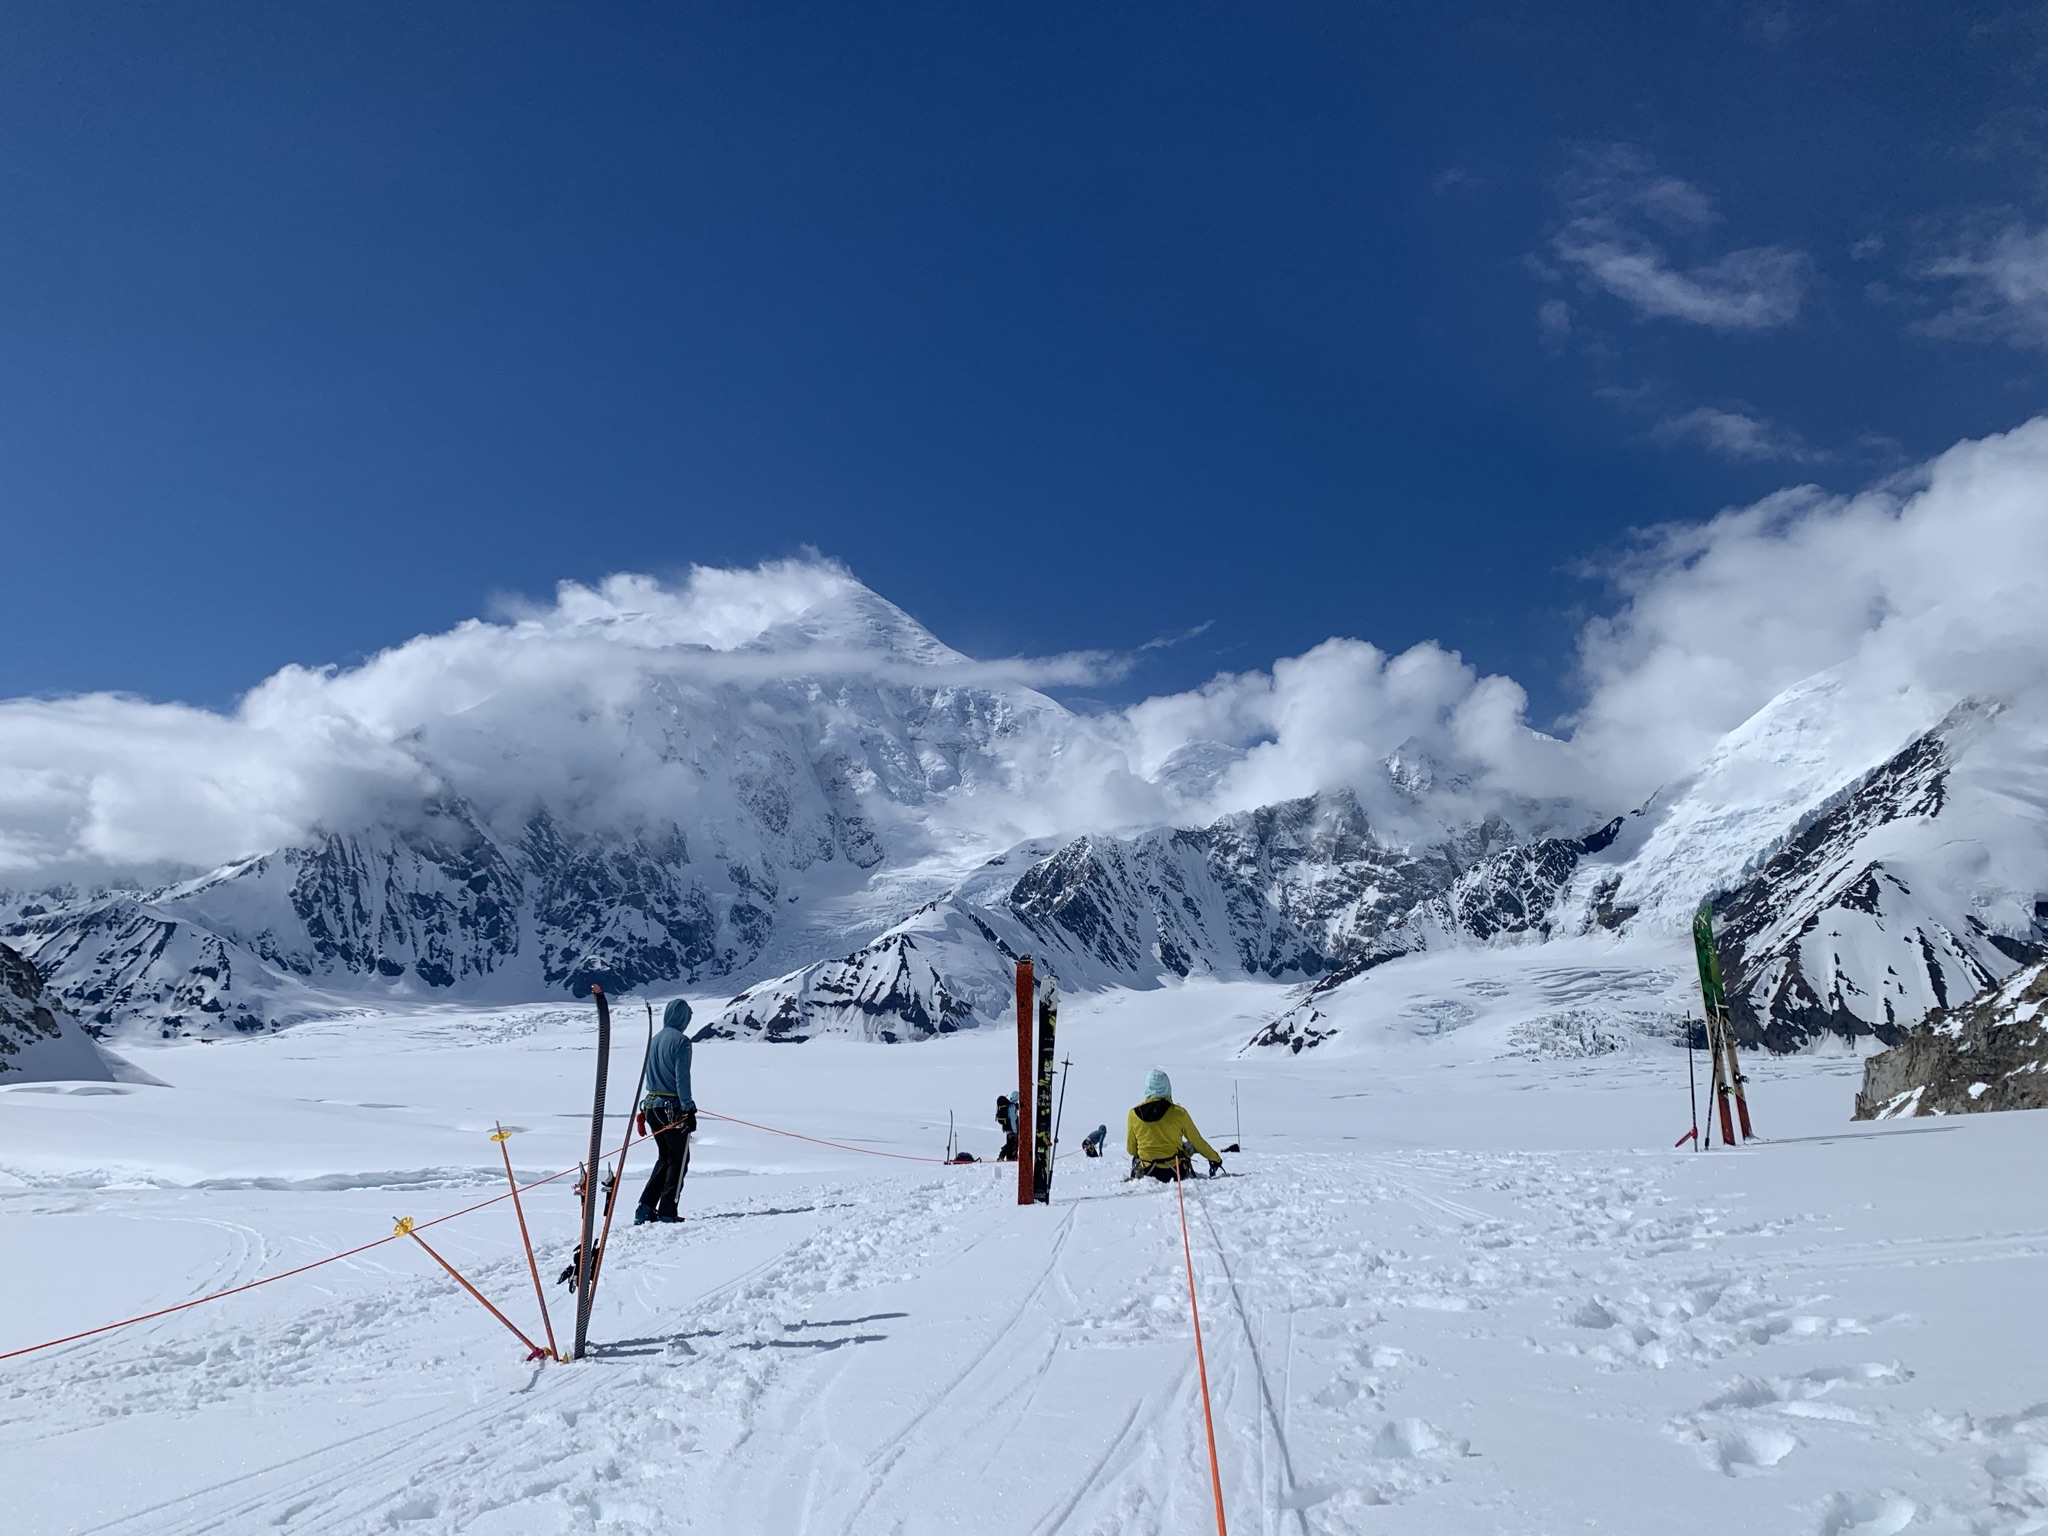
[534,562,971,668]
[1596,666,1959,933]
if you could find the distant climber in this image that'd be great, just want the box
[1126,1068,1223,1181]
[1081,1124,1107,1158]
[634,999,697,1224]
[995,1092,1020,1161]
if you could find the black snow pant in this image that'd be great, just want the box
[638,1104,695,1217]
[1132,1152,1194,1183]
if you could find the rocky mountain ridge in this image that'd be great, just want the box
[5,573,2044,1056]
[702,793,1626,1044]
[1854,960,2048,1119]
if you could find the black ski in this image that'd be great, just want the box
[1032,978,1058,1203]
[573,984,612,1360]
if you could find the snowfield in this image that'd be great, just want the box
[4,942,2046,1536]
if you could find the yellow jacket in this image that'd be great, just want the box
[1125,1099,1222,1165]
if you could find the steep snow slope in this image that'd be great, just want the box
[1706,707,2046,1050]
[1257,687,2048,1056]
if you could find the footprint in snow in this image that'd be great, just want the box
[1815,1489,1918,1536]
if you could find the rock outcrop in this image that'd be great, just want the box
[1854,961,2048,1119]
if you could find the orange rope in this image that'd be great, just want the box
[1176,1163,1229,1536]
[697,1109,954,1164]
[0,1103,960,1367]
[0,1163,575,1365]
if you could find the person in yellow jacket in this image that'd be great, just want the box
[1126,1068,1224,1181]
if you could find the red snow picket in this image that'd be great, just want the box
[1175,1161,1230,1536]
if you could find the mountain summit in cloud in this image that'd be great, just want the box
[4,420,2047,1049]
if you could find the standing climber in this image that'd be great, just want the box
[1126,1068,1224,1182]
[634,999,697,1224]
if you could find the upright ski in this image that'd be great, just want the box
[1015,957,1036,1207]
[1032,978,1058,1204]
[573,983,612,1359]
[1691,903,1755,1144]
[585,1000,653,1304]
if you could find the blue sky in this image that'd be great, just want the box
[1,2,2043,725]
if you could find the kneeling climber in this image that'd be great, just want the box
[634,998,698,1225]
[1126,1068,1223,1182]
[996,1092,1020,1162]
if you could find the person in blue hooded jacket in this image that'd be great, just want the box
[634,999,697,1224]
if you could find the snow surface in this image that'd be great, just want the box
[4,940,2046,1535]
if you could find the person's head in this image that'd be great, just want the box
[663,998,693,1032]
[1143,1067,1171,1102]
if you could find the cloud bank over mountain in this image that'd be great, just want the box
[4,417,2046,885]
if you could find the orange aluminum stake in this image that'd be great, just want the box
[1015,957,1035,1207]
[492,1126,560,1362]
[396,1218,548,1361]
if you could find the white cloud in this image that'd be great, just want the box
[1917,223,2048,347]
[1650,406,1818,462]
[0,560,1124,881]
[1549,145,1809,332]
[4,419,2047,881]
[1570,416,2048,796]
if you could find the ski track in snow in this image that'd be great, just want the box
[3,980,2048,1534]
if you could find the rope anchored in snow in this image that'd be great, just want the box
[1175,1162,1230,1536]
[0,1101,967,1368]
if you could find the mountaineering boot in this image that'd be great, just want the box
[654,1213,684,1224]
[633,1204,654,1226]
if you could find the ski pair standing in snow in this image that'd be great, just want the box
[1126,1068,1224,1181]
[634,999,697,1225]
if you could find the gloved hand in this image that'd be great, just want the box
[1208,1159,1224,1178]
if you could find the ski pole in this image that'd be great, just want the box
[1050,1056,1072,1168]
[1686,1019,1700,1152]
[492,1125,560,1361]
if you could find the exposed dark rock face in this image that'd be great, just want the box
[699,904,1015,1044]
[0,939,113,1080]
[5,804,773,1034]
[1854,961,2048,1119]
[1247,818,1625,1053]
[288,804,524,990]
[1007,792,1609,993]
[0,942,63,1068]
[703,797,1624,1045]
[1710,723,2028,1052]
